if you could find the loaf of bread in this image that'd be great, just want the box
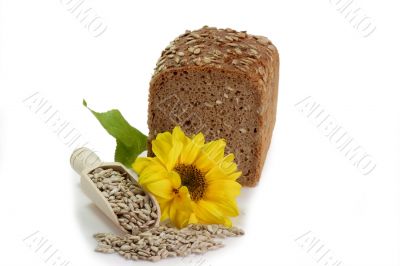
[147,26,279,187]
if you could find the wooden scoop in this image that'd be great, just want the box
[70,147,161,233]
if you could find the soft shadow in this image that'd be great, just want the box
[232,187,256,228]
[73,180,121,244]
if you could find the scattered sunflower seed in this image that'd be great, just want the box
[94,224,244,262]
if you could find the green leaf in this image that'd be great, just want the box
[114,139,146,168]
[83,99,148,167]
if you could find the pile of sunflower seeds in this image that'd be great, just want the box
[94,224,244,262]
[88,168,158,233]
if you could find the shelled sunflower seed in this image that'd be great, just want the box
[94,224,244,262]
[88,168,158,233]
[152,26,275,78]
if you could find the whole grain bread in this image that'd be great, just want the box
[147,26,279,187]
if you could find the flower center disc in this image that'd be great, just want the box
[174,164,206,201]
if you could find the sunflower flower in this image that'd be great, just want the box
[132,126,242,228]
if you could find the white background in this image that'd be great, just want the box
[1,0,399,265]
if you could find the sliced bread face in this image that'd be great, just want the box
[148,27,279,187]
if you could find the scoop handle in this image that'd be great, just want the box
[70,147,102,174]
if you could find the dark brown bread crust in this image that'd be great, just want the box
[148,26,279,187]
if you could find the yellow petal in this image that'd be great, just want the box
[151,138,172,167]
[193,200,226,225]
[197,201,232,227]
[195,139,226,172]
[168,171,181,189]
[188,213,198,224]
[176,186,192,211]
[169,186,192,228]
[161,210,169,221]
[155,131,173,145]
[173,208,191,228]
[139,162,167,179]
[205,163,240,182]
[166,141,183,171]
[206,180,241,198]
[145,179,174,199]
[219,154,238,173]
[158,198,172,221]
[203,139,226,162]
[172,126,187,144]
[204,195,239,217]
[138,171,165,186]
[200,152,241,183]
[223,217,232,227]
[222,153,235,163]
[132,157,152,174]
[180,133,205,165]
[169,200,177,222]
[218,153,238,172]
[137,159,169,186]
[152,136,183,171]
[226,171,242,181]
